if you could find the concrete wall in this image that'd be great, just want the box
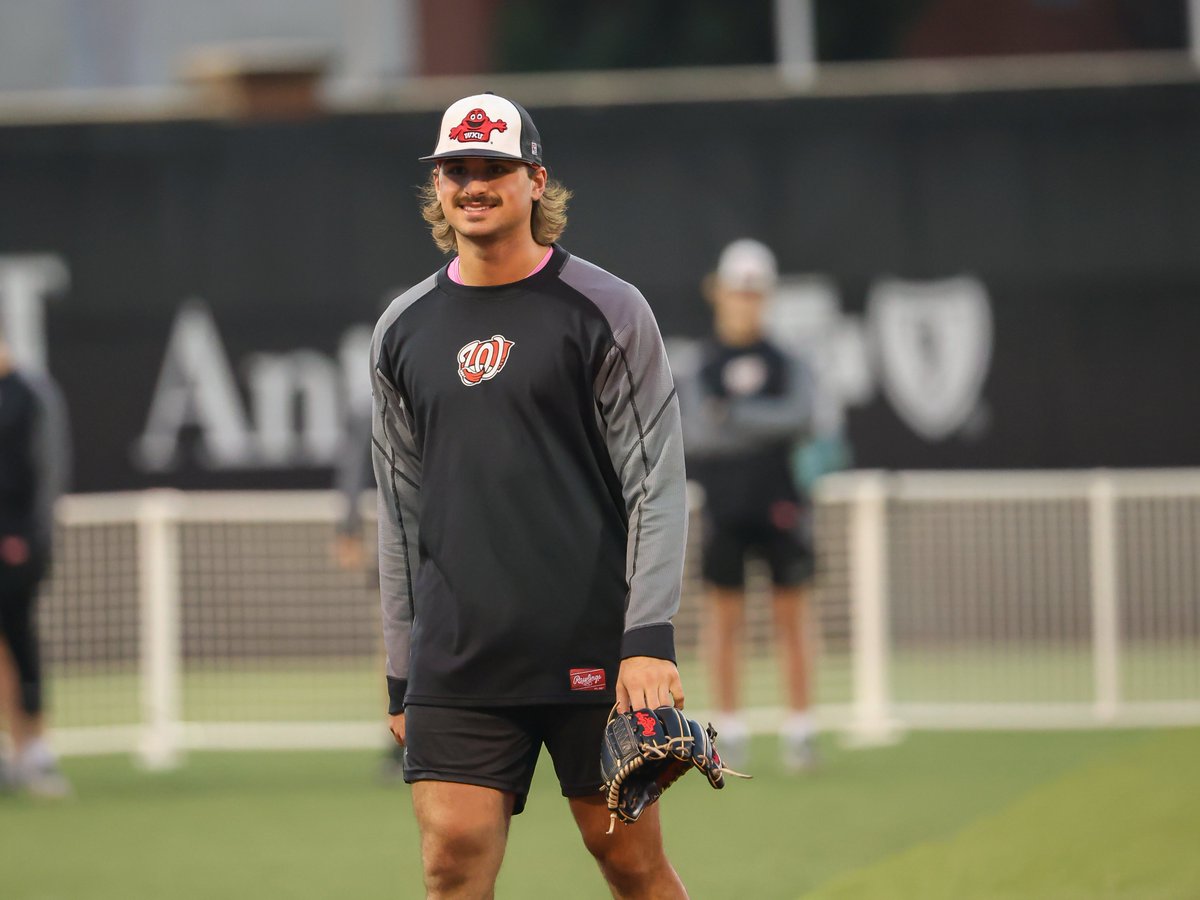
[0,0,414,91]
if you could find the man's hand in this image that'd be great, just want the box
[388,712,406,746]
[332,533,366,570]
[616,656,684,713]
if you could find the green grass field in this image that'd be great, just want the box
[43,640,1200,728]
[4,727,1198,899]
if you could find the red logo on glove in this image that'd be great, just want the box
[634,711,658,736]
[449,108,508,143]
[569,668,606,691]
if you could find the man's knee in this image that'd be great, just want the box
[583,829,666,892]
[423,814,496,868]
[417,796,508,891]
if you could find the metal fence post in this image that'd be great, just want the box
[1089,472,1121,722]
[848,471,898,745]
[137,489,184,769]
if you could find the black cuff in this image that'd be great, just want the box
[620,622,676,663]
[387,676,408,715]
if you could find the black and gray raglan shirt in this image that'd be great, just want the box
[371,246,687,712]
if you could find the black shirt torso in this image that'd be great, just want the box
[689,338,802,524]
[0,371,38,537]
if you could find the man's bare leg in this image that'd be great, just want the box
[708,588,745,714]
[772,585,812,712]
[0,639,14,742]
[773,585,818,770]
[411,781,514,899]
[0,639,38,749]
[707,587,749,766]
[570,794,687,899]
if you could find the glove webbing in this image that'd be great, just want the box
[604,742,669,835]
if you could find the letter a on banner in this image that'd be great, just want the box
[135,301,253,470]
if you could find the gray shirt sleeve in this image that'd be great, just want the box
[25,372,71,551]
[584,274,688,663]
[370,303,425,715]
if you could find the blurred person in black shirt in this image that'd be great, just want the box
[331,397,410,782]
[680,239,818,772]
[0,325,71,796]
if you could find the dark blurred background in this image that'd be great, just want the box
[0,0,1197,491]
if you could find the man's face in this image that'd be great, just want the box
[435,157,546,246]
[712,283,768,342]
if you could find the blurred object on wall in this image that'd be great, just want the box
[815,0,1187,62]
[416,0,502,76]
[491,0,775,73]
[0,0,415,94]
[179,40,331,119]
[903,0,1186,58]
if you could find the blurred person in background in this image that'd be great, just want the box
[679,239,818,773]
[332,403,372,573]
[0,325,71,796]
[371,93,689,897]
[331,397,408,782]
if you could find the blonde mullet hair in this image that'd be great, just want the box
[420,167,572,255]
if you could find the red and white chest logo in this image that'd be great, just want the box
[457,334,514,386]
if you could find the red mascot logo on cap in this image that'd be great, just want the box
[457,334,514,386]
[449,108,508,143]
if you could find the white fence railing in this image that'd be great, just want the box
[37,472,1200,766]
[818,469,1200,742]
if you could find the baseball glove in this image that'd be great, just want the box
[600,705,748,833]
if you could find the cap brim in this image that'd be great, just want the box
[419,149,537,164]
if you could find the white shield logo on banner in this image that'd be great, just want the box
[868,276,992,441]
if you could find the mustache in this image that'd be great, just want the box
[457,192,500,207]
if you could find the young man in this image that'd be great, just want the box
[679,239,818,773]
[371,94,690,898]
[0,327,71,796]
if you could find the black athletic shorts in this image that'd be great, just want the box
[401,703,611,815]
[702,501,814,589]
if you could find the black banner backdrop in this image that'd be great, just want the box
[0,82,1197,491]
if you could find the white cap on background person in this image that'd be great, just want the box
[420,92,544,167]
[716,238,778,294]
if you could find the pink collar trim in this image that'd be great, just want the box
[448,246,554,285]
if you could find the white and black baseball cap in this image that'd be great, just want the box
[716,239,778,294]
[420,93,544,167]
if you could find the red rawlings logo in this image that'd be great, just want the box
[448,108,508,143]
[569,668,606,691]
[457,335,514,386]
[634,711,658,737]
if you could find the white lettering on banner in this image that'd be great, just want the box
[135,301,372,471]
[767,276,874,438]
[0,255,70,373]
[244,350,341,464]
[135,302,253,470]
[762,274,993,442]
[339,325,374,420]
[868,277,992,441]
